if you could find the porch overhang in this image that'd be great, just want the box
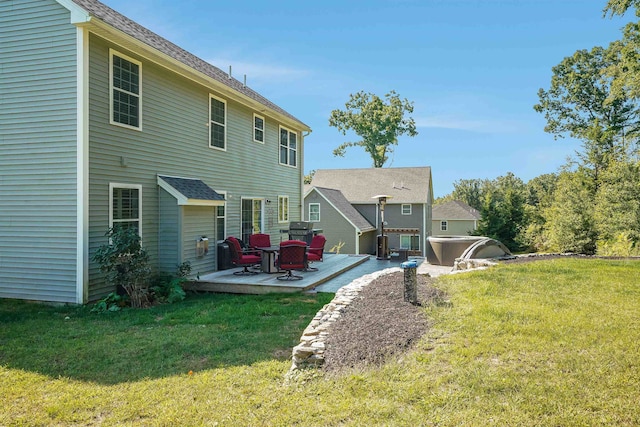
[158,175,225,206]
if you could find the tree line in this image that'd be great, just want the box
[437,1,640,256]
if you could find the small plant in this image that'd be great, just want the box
[92,227,151,308]
[91,292,128,313]
[150,262,190,304]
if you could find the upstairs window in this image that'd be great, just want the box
[402,204,412,215]
[279,126,297,167]
[110,50,141,130]
[209,95,226,150]
[441,220,448,231]
[309,203,320,222]
[278,196,289,223]
[253,114,265,143]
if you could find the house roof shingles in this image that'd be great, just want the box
[158,175,224,202]
[312,187,376,232]
[68,0,309,130]
[432,200,481,221]
[310,167,432,204]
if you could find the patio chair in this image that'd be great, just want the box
[305,234,326,271]
[276,240,308,280]
[249,233,271,249]
[226,236,261,275]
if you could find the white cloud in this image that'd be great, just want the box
[414,115,521,133]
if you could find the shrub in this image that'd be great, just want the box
[150,262,190,304]
[92,227,151,308]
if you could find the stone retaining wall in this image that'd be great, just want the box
[288,267,401,374]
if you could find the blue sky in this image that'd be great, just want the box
[100,0,633,197]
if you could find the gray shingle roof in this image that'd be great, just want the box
[158,175,224,202]
[310,167,432,204]
[69,0,308,130]
[312,187,376,232]
[432,200,481,220]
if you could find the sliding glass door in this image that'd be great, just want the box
[241,198,263,243]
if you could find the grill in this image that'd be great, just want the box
[288,221,314,245]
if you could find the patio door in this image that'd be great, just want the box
[241,198,263,243]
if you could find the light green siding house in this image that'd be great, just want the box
[431,200,481,236]
[308,167,433,256]
[0,0,310,303]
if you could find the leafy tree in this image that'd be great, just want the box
[304,170,316,185]
[329,91,418,168]
[534,45,640,187]
[543,171,597,254]
[523,173,559,251]
[594,159,640,245]
[603,0,640,17]
[475,173,527,251]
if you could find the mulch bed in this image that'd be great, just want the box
[322,271,446,373]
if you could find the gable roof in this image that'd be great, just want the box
[158,175,224,206]
[432,200,481,221]
[310,167,432,204]
[308,187,376,233]
[63,0,309,131]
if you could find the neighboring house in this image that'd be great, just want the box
[1,0,310,303]
[304,186,377,255]
[308,167,433,255]
[432,200,481,236]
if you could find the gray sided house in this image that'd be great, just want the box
[432,200,481,236]
[1,0,310,303]
[308,167,433,255]
[304,186,377,255]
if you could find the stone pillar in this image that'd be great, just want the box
[402,260,418,305]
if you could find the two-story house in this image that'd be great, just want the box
[306,167,433,256]
[0,0,310,303]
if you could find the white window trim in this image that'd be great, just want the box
[401,204,412,215]
[215,190,227,242]
[309,203,320,222]
[209,94,227,151]
[279,125,298,168]
[109,182,142,236]
[253,113,265,144]
[278,195,289,223]
[441,220,448,231]
[109,49,142,131]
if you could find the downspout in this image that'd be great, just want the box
[301,130,311,221]
[355,230,362,254]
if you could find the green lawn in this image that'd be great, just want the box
[1,259,639,426]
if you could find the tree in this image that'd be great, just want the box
[534,45,640,187]
[329,91,418,168]
[448,178,490,211]
[304,170,315,185]
[542,171,597,254]
[603,0,640,17]
[475,173,527,252]
[523,173,559,251]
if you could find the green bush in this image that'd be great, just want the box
[150,262,190,304]
[92,227,151,308]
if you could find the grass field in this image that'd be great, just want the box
[1,258,639,426]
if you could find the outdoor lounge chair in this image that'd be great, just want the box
[305,234,326,271]
[249,233,271,249]
[226,236,261,275]
[276,240,308,280]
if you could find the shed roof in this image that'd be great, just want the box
[309,187,376,233]
[66,0,309,130]
[158,175,224,206]
[432,200,481,220]
[310,167,432,204]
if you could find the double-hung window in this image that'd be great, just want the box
[441,220,448,231]
[278,196,289,223]
[253,114,265,143]
[401,204,412,215]
[309,203,320,222]
[209,95,226,150]
[110,183,142,235]
[110,50,141,130]
[279,126,297,167]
